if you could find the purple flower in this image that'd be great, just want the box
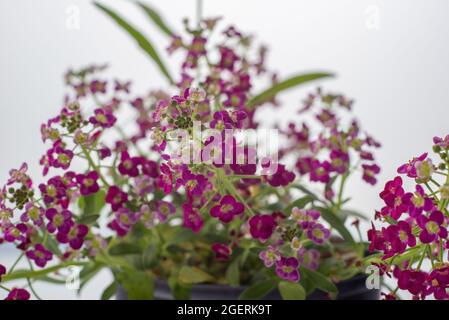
[106,186,128,211]
[179,168,209,197]
[155,200,176,222]
[362,164,380,185]
[45,208,72,233]
[306,223,331,244]
[259,245,281,267]
[118,151,141,177]
[409,184,434,217]
[182,203,204,233]
[0,264,6,281]
[397,269,427,296]
[427,267,449,300]
[218,46,239,70]
[7,163,32,188]
[108,207,141,237]
[48,141,74,171]
[291,207,320,229]
[76,171,100,196]
[275,257,300,282]
[5,288,30,300]
[56,223,88,249]
[158,164,173,194]
[89,108,116,128]
[20,203,44,227]
[89,80,107,94]
[382,221,416,258]
[310,160,331,183]
[433,135,449,149]
[211,243,232,261]
[264,164,295,187]
[26,244,53,268]
[330,150,349,174]
[210,195,244,223]
[297,248,320,270]
[417,210,448,243]
[249,214,276,243]
[397,153,428,178]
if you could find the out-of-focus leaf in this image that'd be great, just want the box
[239,279,277,300]
[101,281,118,300]
[300,266,337,293]
[285,195,314,216]
[315,206,355,244]
[278,281,306,300]
[136,1,175,36]
[78,190,105,223]
[179,266,213,284]
[94,2,174,84]
[109,242,143,256]
[247,72,334,108]
[339,209,368,221]
[116,270,154,300]
[225,256,240,287]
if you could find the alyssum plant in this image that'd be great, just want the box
[0,2,382,300]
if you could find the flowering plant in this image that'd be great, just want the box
[367,136,449,300]
[0,2,381,300]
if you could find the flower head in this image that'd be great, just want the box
[182,203,203,233]
[417,210,448,243]
[297,248,320,270]
[105,186,128,211]
[210,195,244,223]
[306,223,330,244]
[76,171,100,196]
[6,288,30,300]
[275,257,300,282]
[211,243,232,261]
[259,245,281,268]
[26,244,53,268]
[249,214,276,242]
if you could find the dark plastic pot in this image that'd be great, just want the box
[116,274,380,300]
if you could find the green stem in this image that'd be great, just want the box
[196,0,203,28]
[1,261,87,283]
[81,146,109,187]
[8,252,24,273]
[416,247,427,270]
[26,258,42,300]
[336,172,349,210]
[0,284,10,292]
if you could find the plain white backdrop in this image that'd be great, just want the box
[1,0,448,299]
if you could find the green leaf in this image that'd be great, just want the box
[247,72,334,108]
[94,2,174,84]
[78,214,100,225]
[339,209,368,221]
[78,190,105,223]
[116,270,154,300]
[142,244,158,269]
[109,242,143,256]
[135,1,175,36]
[239,279,277,300]
[278,281,306,300]
[315,206,355,244]
[178,266,213,284]
[285,195,314,215]
[225,257,240,287]
[168,275,191,300]
[300,266,337,293]
[101,281,118,300]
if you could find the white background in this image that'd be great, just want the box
[1,0,448,299]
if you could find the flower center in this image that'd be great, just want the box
[83,178,94,187]
[282,266,293,273]
[426,221,439,235]
[312,228,324,239]
[221,204,233,214]
[412,194,424,207]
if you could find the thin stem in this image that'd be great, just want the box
[196,0,203,29]
[336,172,349,210]
[8,252,24,273]
[81,146,109,187]
[26,258,42,300]
[0,284,10,292]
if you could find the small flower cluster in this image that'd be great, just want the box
[369,135,449,300]
[281,88,381,202]
[256,206,330,282]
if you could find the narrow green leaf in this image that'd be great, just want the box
[78,190,105,222]
[136,1,175,36]
[239,279,277,300]
[316,206,355,244]
[278,281,306,300]
[247,72,334,108]
[285,195,314,216]
[109,242,143,256]
[117,270,154,300]
[178,266,213,284]
[94,2,174,84]
[339,209,368,221]
[101,281,118,300]
[300,266,337,293]
[225,257,240,287]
